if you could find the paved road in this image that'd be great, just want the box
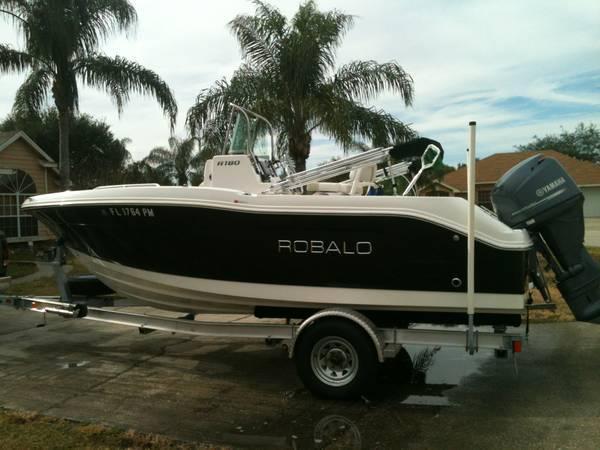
[0,307,599,449]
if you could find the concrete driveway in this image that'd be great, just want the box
[1,307,599,449]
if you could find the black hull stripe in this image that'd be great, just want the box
[34,204,529,295]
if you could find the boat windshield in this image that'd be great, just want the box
[252,132,271,160]
[226,105,273,161]
[228,114,250,155]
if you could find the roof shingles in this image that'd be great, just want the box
[442,150,600,192]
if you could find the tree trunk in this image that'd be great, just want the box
[178,171,188,186]
[294,155,307,173]
[57,109,71,189]
[289,131,311,173]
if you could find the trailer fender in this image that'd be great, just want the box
[289,308,385,362]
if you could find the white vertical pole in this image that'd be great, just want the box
[467,121,477,354]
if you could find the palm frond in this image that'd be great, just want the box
[173,138,196,182]
[195,115,229,155]
[76,54,177,128]
[319,96,415,149]
[145,147,172,165]
[175,137,195,160]
[0,0,29,13]
[333,60,414,105]
[0,0,29,22]
[186,79,230,138]
[12,67,52,115]
[287,1,354,85]
[0,44,33,73]
[80,0,137,33]
[73,0,137,54]
[0,1,29,32]
[146,137,198,186]
[229,2,285,72]
[186,65,270,136]
[189,144,210,168]
[251,0,287,31]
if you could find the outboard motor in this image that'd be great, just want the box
[492,154,600,323]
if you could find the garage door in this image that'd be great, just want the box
[581,187,600,218]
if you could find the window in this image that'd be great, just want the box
[0,169,38,238]
[478,189,493,211]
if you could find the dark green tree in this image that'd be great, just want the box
[1,109,132,188]
[416,160,455,193]
[516,123,600,162]
[121,159,174,186]
[145,137,202,186]
[187,0,414,172]
[0,0,177,187]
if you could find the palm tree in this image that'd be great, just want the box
[187,0,414,172]
[145,137,201,186]
[0,0,177,188]
[121,158,174,186]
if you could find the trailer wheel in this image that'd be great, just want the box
[295,319,378,399]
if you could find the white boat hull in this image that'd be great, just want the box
[75,250,525,315]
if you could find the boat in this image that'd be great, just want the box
[21,105,600,326]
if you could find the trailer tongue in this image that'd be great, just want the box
[493,153,600,323]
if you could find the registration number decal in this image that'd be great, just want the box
[102,207,155,217]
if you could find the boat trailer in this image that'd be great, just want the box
[0,121,531,399]
[0,294,523,356]
[0,277,525,399]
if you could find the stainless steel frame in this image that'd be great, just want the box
[266,146,394,193]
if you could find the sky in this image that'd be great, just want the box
[0,0,599,168]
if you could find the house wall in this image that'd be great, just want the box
[475,183,495,210]
[581,187,600,218]
[420,184,454,196]
[439,182,600,217]
[0,139,60,241]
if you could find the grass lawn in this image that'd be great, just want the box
[0,409,218,450]
[5,275,60,296]
[8,243,53,262]
[5,253,91,296]
[587,246,600,261]
[525,246,600,323]
[7,261,38,279]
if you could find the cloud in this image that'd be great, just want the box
[1,0,599,169]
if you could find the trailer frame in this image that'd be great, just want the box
[0,294,523,358]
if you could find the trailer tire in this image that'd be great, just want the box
[295,318,378,399]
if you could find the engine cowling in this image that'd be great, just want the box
[492,154,600,323]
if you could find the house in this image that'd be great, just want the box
[0,130,60,242]
[429,150,600,217]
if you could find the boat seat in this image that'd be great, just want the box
[306,164,378,195]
